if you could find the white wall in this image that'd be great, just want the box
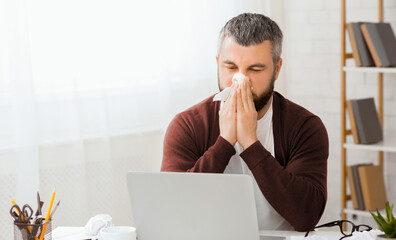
[282,0,396,225]
[0,130,165,237]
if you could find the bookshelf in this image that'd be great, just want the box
[343,66,396,73]
[344,208,386,218]
[344,137,396,153]
[341,0,395,222]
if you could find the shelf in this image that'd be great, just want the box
[344,208,386,218]
[343,66,396,73]
[343,137,396,153]
[341,0,389,224]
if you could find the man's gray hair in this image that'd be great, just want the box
[217,13,283,65]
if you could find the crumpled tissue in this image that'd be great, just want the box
[345,229,384,240]
[84,214,113,236]
[213,73,246,102]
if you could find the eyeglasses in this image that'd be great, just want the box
[305,220,372,240]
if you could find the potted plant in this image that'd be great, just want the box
[371,202,396,239]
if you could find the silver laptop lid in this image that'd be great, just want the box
[127,171,260,240]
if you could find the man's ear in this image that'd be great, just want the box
[216,56,219,63]
[274,58,283,80]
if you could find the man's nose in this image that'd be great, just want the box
[238,70,247,77]
[236,71,249,82]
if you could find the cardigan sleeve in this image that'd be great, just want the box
[161,113,236,173]
[240,116,328,232]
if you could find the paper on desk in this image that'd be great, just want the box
[52,227,92,240]
[85,214,112,236]
[52,214,113,240]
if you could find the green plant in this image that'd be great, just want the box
[370,202,396,238]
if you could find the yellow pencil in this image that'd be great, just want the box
[9,197,19,214]
[39,188,56,240]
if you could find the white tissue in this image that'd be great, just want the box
[213,73,246,102]
[233,73,246,85]
[84,214,113,236]
[345,229,383,240]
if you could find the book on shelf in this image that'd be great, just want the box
[346,166,359,209]
[347,164,387,211]
[361,22,396,67]
[347,22,375,67]
[346,100,360,144]
[358,165,387,211]
[347,98,383,144]
[347,163,372,210]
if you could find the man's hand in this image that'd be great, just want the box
[219,82,237,146]
[236,78,258,149]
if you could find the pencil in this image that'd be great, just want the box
[39,188,56,240]
[9,196,19,214]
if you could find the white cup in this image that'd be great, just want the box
[100,226,137,240]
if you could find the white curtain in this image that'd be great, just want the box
[0,0,273,238]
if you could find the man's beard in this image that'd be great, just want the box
[218,72,275,112]
[252,74,275,112]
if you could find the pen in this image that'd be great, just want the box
[39,188,56,240]
[49,200,60,220]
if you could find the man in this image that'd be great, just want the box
[161,13,328,232]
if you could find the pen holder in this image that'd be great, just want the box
[14,220,52,240]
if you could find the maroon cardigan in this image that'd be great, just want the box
[161,91,329,231]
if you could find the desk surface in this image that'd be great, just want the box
[259,230,340,237]
[53,227,342,240]
[260,230,342,240]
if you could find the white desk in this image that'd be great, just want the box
[259,230,341,240]
[52,227,88,240]
[52,227,342,240]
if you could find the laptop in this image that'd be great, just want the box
[126,171,262,240]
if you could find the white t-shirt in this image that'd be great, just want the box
[222,99,293,230]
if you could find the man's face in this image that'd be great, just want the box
[217,36,282,112]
